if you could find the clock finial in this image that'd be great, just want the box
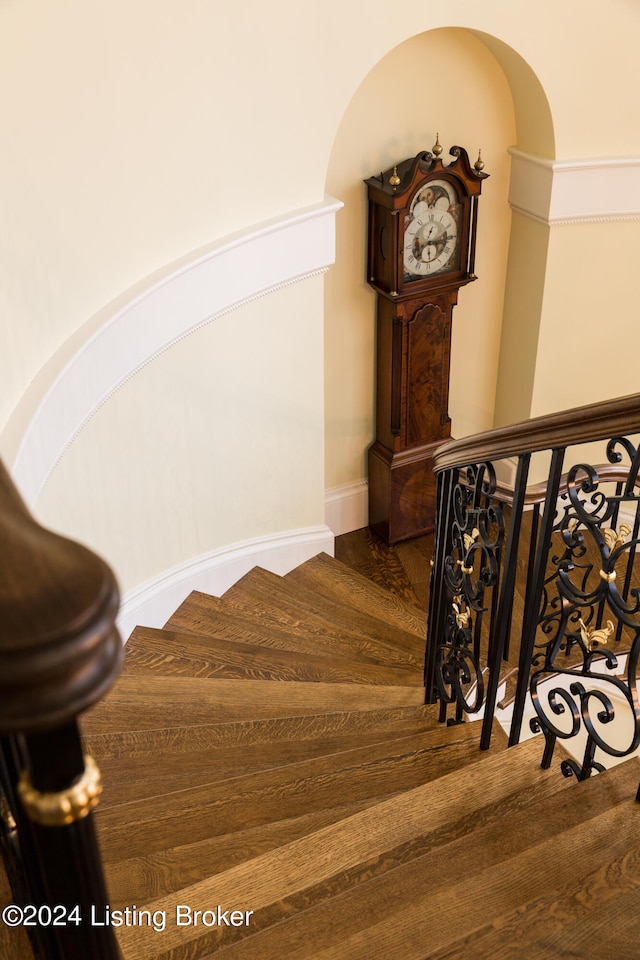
[389,165,401,187]
[474,149,485,172]
[432,134,443,157]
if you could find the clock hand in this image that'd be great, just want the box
[424,233,452,245]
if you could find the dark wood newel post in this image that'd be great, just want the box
[0,460,124,960]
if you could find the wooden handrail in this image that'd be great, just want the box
[433,391,640,473]
[0,460,122,733]
[490,463,640,508]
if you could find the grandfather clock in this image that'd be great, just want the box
[365,140,488,543]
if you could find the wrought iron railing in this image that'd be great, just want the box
[0,459,123,959]
[425,392,640,794]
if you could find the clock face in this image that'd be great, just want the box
[403,179,461,281]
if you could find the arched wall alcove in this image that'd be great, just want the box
[323,27,555,497]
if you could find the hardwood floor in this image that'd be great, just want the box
[335,526,434,612]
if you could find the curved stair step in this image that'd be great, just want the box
[473,877,640,960]
[84,705,438,757]
[95,720,493,864]
[204,757,639,960]
[121,626,421,686]
[100,721,503,914]
[112,735,570,960]
[164,591,421,668]
[220,566,425,658]
[82,675,425,734]
[286,552,427,637]
[103,794,400,910]
[90,710,441,805]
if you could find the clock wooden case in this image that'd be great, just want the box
[365,144,488,543]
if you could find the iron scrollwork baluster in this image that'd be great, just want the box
[435,460,505,725]
[528,437,640,780]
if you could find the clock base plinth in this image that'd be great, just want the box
[367,439,445,544]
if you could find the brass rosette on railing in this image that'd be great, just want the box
[17,756,102,827]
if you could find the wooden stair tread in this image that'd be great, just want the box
[103,727,507,904]
[82,675,425,734]
[112,735,565,960]
[104,794,401,909]
[220,566,425,657]
[84,705,438,756]
[96,720,491,861]
[93,713,445,805]
[137,752,638,960]
[286,552,427,636]
[482,885,640,960]
[196,757,640,960]
[165,590,421,669]
[122,625,421,686]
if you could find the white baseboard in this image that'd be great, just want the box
[118,524,334,641]
[324,480,368,536]
[119,481,371,641]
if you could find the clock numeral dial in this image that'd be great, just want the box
[403,179,460,280]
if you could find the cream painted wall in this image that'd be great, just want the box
[33,277,325,593]
[493,213,550,428]
[324,28,515,489]
[520,216,640,482]
[531,219,640,418]
[2,0,639,432]
[2,0,640,600]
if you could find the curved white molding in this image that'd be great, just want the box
[117,524,334,642]
[509,148,640,225]
[5,196,343,508]
[120,480,371,641]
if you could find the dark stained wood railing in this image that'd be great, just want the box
[432,391,640,472]
[426,391,640,791]
[0,459,123,959]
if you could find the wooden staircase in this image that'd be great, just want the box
[66,546,640,960]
